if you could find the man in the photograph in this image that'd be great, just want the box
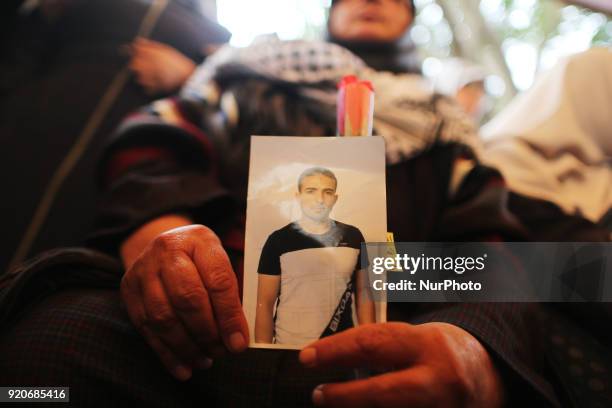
[255,167,375,345]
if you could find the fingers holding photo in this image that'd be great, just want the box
[300,322,504,408]
[120,224,248,380]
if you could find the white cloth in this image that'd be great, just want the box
[274,247,359,345]
[482,47,612,222]
[433,57,487,96]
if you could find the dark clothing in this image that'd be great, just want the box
[327,38,422,75]
[0,288,352,407]
[89,64,556,404]
[0,91,561,405]
[0,0,230,274]
[258,221,364,276]
[257,221,364,344]
[3,38,608,406]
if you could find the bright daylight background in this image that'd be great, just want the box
[211,0,611,109]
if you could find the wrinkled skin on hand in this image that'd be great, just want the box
[299,322,504,408]
[121,223,503,407]
[121,224,249,381]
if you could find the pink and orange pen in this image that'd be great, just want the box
[337,75,374,137]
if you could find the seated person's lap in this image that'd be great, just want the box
[0,288,351,407]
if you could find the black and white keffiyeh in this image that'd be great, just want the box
[182,39,481,165]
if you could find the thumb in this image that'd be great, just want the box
[299,323,421,369]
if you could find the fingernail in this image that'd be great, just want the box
[228,332,246,352]
[173,365,192,381]
[312,385,325,406]
[299,347,317,367]
[195,357,213,370]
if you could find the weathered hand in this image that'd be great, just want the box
[299,322,503,407]
[121,224,248,381]
[128,37,196,95]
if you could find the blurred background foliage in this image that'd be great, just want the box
[212,0,611,108]
[414,0,612,104]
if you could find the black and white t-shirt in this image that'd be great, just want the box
[257,220,364,345]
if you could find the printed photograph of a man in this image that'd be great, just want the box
[254,167,375,346]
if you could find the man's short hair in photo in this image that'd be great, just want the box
[297,167,338,192]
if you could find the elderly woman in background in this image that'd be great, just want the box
[130,0,421,95]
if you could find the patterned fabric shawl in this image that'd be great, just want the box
[180,39,481,165]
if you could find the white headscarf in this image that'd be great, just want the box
[482,47,612,222]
